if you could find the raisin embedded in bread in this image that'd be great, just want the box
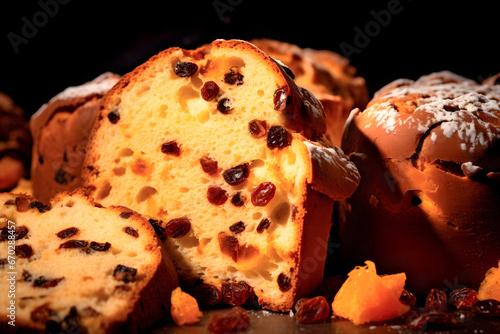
[0,190,178,333]
[82,39,360,312]
[30,72,121,203]
[339,71,500,296]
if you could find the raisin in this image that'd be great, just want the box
[294,296,331,323]
[201,81,219,101]
[406,310,457,330]
[56,227,79,239]
[222,163,249,186]
[218,232,238,262]
[29,201,51,213]
[222,281,254,306]
[30,303,53,323]
[54,168,67,184]
[444,105,461,112]
[0,258,7,269]
[400,289,417,308]
[229,221,246,234]
[207,306,250,334]
[267,125,291,149]
[231,192,244,207]
[124,226,139,238]
[15,196,30,212]
[1,225,29,241]
[273,87,288,111]
[448,288,478,310]
[278,273,292,292]
[107,108,120,124]
[217,98,232,114]
[33,276,64,288]
[200,157,219,175]
[113,264,137,283]
[424,289,447,312]
[148,219,166,241]
[89,241,111,252]
[251,182,276,206]
[248,120,267,138]
[256,218,271,233]
[472,299,500,318]
[192,283,223,306]
[63,306,82,332]
[59,240,88,249]
[174,61,198,77]
[22,270,32,281]
[161,141,181,156]
[15,244,33,258]
[224,67,244,85]
[119,212,133,219]
[207,186,228,205]
[165,217,191,238]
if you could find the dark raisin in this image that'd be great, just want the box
[448,288,478,310]
[29,201,51,213]
[33,276,64,288]
[277,273,292,292]
[165,217,191,238]
[174,61,198,77]
[63,306,82,332]
[294,296,331,323]
[161,141,181,156]
[400,289,417,308]
[224,67,244,85]
[56,227,79,239]
[124,226,139,238]
[267,125,291,149]
[201,81,219,101]
[149,219,166,241]
[113,285,131,295]
[248,120,267,138]
[22,270,32,281]
[113,264,137,283]
[1,225,29,241]
[229,221,246,234]
[231,192,244,207]
[256,218,271,233]
[424,289,447,312]
[107,108,120,124]
[30,303,53,323]
[0,258,7,269]
[207,306,250,333]
[59,240,88,249]
[273,87,288,111]
[218,232,238,262]
[222,163,249,186]
[472,299,500,318]
[406,310,457,330]
[192,283,223,306]
[200,157,219,175]
[251,182,276,207]
[119,212,133,219]
[54,168,67,184]
[207,186,228,205]
[89,241,111,252]
[15,244,33,258]
[222,281,254,306]
[444,105,460,112]
[217,98,232,114]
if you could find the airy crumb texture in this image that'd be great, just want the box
[0,190,178,334]
[82,39,360,311]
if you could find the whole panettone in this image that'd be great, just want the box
[339,71,500,296]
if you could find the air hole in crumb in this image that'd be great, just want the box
[126,251,137,257]
[96,182,112,200]
[118,148,134,158]
[111,248,122,255]
[252,212,263,220]
[177,235,200,248]
[113,167,126,176]
[64,200,74,207]
[200,177,210,184]
[179,187,190,193]
[197,110,210,123]
[271,202,290,225]
[136,186,158,203]
[158,105,168,118]
[178,86,200,111]
[250,159,265,169]
[257,89,265,97]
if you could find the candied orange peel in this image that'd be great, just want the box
[478,260,500,302]
[170,287,203,326]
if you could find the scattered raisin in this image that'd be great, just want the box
[33,276,64,288]
[231,192,245,207]
[472,299,500,318]
[174,61,198,77]
[119,212,133,219]
[165,217,191,238]
[29,201,51,213]
[207,186,228,205]
[89,241,111,252]
[400,289,417,308]
[63,306,82,332]
[248,120,267,138]
[424,289,447,312]
[444,105,460,112]
[222,163,249,186]
[0,258,7,269]
[207,306,250,334]
[229,221,246,234]
[54,168,67,184]
[294,296,331,323]
[267,125,291,149]
[251,182,276,206]
[277,273,292,292]
[161,141,181,156]
[256,218,271,233]
[406,310,457,330]
[113,264,137,283]
[22,270,32,281]
[224,67,244,85]
[201,81,219,101]
[217,98,232,114]
[59,240,88,249]
[192,283,223,306]
[124,226,139,238]
[56,227,79,239]
[107,108,120,124]
[448,288,478,310]
[1,225,29,241]
[222,281,254,306]
[15,244,33,258]
[148,219,166,241]
[200,157,219,175]
[218,232,239,262]
[273,87,288,111]
[30,303,53,323]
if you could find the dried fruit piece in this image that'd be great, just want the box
[161,141,181,156]
[424,289,447,312]
[170,287,203,326]
[30,303,53,323]
[217,98,232,114]
[113,264,137,283]
[278,273,292,292]
[207,306,250,334]
[229,221,246,234]
[55,168,68,184]
[295,296,331,323]
[29,201,51,213]
[200,157,219,175]
[56,227,79,239]
[218,232,239,262]
[472,299,500,318]
[89,241,111,252]
[1,225,28,241]
[222,163,249,186]
[230,192,244,207]
[448,288,478,310]
[248,120,267,138]
[267,125,291,149]
[224,67,244,85]
[400,289,417,309]
[15,244,33,258]
[201,81,219,101]
[192,283,223,306]
[222,281,254,306]
[165,217,191,238]
[273,87,288,111]
[207,186,228,205]
[59,240,88,249]
[124,226,139,238]
[478,260,500,302]
[251,182,276,207]
[174,61,198,77]
[119,212,133,219]
[107,108,120,124]
[256,218,271,233]
[406,310,457,330]
[33,276,64,288]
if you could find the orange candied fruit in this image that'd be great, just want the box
[478,260,500,302]
[170,287,203,326]
[331,260,410,325]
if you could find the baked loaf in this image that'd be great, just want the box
[0,92,32,191]
[82,39,361,311]
[339,71,500,296]
[250,38,369,146]
[0,190,178,333]
[30,72,120,203]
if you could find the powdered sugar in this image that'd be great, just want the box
[49,72,120,103]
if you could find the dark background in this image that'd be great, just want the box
[1,0,498,117]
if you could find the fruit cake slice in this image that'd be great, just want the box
[82,39,360,312]
[0,190,178,333]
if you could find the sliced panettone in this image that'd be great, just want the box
[0,190,178,333]
[82,39,360,312]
